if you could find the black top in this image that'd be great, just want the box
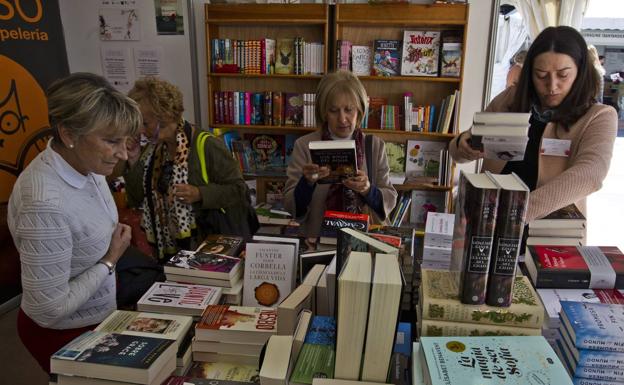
[501,108,551,191]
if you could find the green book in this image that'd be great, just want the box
[290,316,335,385]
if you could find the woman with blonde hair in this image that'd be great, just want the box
[8,72,142,374]
[284,70,397,244]
[123,77,256,261]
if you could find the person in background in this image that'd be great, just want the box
[122,77,255,261]
[7,73,142,375]
[284,70,397,245]
[450,26,617,223]
[505,49,528,89]
[588,44,606,103]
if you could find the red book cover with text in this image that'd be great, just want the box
[526,245,624,289]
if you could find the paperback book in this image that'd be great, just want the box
[560,301,624,352]
[537,288,624,329]
[308,140,357,184]
[290,316,336,385]
[137,282,222,317]
[195,305,277,345]
[243,241,296,307]
[405,140,447,183]
[373,39,401,76]
[470,112,530,161]
[529,204,586,229]
[351,45,371,76]
[195,234,244,257]
[164,250,242,282]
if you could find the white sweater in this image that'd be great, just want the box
[8,144,118,329]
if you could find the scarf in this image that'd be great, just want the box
[141,120,196,260]
[322,125,366,214]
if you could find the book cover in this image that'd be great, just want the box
[419,336,572,385]
[525,246,624,289]
[366,97,388,129]
[275,38,294,74]
[385,141,406,178]
[560,301,624,352]
[351,45,371,76]
[196,234,244,257]
[137,282,222,317]
[308,140,357,184]
[243,242,295,307]
[400,30,440,77]
[284,93,304,127]
[453,172,500,305]
[558,326,624,371]
[405,140,447,183]
[420,269,544,329]
[320,210,369,243]
[51,331,174,371]
[486,173,529,307]
[409,190,447,229]
[373,39,401,76]
[185,361,259,383]
[529,204,586,229]
[164,250,242,281]
[441,42,462,77]
[95,310,192,345]
[290,316,336,385]
[196,305,277,344]
[537,288,624,329]
[243,133,286,171]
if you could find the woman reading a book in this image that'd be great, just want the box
[122,77,256,261]
[450,26,617,222]
[284,70,397,244]
[7,73,142,374]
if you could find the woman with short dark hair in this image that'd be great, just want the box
[450,26,617,222]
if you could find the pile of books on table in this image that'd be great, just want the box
[526,204,586,252]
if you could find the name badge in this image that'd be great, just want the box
[540,138,571,157]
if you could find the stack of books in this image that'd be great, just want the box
[418,269,544,337]
[527,204,586,250]
[51,331,177,385]
[192,305,277,366]
[536,288,624,347]
[137,281,222,318]
[94,310,194,376]
[556,301,624,384]
[422,212,454,270]
[168,361,260,384]
[290,315,336,385]
[470,111,530,161]
[414,336,573,385]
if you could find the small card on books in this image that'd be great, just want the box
[470,112,530,161]
[308,140,357,184]
[400,30,440,77]
[137,281,222,317]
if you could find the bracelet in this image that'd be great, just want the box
[98,259,116,275]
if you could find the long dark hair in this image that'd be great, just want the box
[511,26,599,129]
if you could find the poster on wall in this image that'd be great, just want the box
[101,47,134,93]
[154,0,184,35]
[134,46,163,78]
[99,8,140,41]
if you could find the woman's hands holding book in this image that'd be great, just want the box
[456,131,484,161]
[302,163,330,185]
[344,169,370,196]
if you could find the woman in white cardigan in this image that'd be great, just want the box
[7,73,142,374]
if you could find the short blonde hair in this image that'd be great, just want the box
[47,72,142,141]
[128,77,184,123]
[315,70,368,128]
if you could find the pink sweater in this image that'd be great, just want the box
[450,87,618,222]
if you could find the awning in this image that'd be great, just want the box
[582,17,624,47]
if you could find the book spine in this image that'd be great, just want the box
[420,318,541,337]
[574,366,624,382]
[486,186,528,306]
[577,349,624,369]
[573,377,623,385]
[459,177,499,305]
[576,334,624,353]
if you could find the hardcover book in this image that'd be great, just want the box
[164,250,242,282]
[441,42,462,77]
[400,30,440,77]
[243,133,286,171]
[470,112,530,161]
[320,210,369,245]
[275,38,294,74]
[373,39,401,76]
[290,316,336,385]
[195,305,277,344]
[529,204,586,229]
[486,173,529,307]
[196,235,244,257]
[454,172,500,305]
[351,45,371,76]
[137,282,222,317]
[51,331,176,384]
[419,336,572,385]
[243,241,296,307]
[420,269,544,329]
[525,246,624,289]
[284,93,304,127]
[308,140,357,184]
[560,301,624,353]
[405,140,447,183]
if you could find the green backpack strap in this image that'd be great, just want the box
[196,131,213,184]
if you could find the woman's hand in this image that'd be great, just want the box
[102,223,132,265]
[457,131,484,161]
[343,169,371,196]
[174,183,201,204]
[302,163,330,185]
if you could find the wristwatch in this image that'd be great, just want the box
[98,259,116,275]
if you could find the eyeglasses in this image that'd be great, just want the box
[157,160,174,194]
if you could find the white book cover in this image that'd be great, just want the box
[400,30,440,76]
[243,242,296,307]
[137,281,222,314]
[95,310,193,344]
[405,140,447,182]
[351,45,371,76]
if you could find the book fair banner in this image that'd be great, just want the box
[0,0,69,203]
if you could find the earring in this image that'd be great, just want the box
[69,144,74,149]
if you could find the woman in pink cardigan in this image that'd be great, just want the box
[450,26,617,222]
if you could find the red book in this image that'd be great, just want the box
[195,305,276,344]
[525,245,624,289]
[319,210,370,245]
